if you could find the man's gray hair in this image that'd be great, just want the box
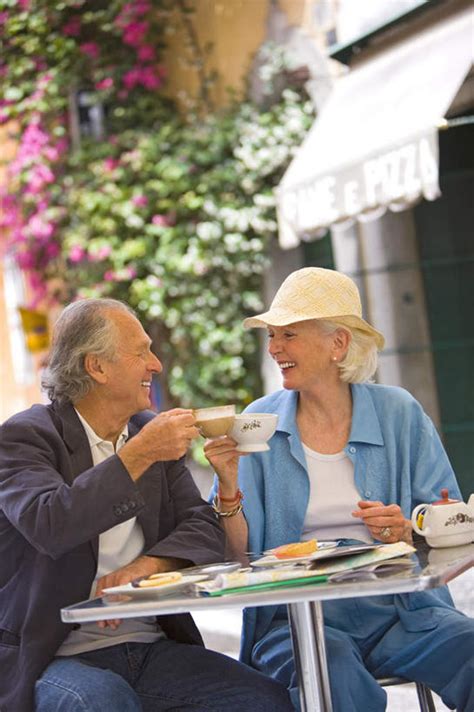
[42,298,136,404]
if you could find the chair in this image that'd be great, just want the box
[377,676,437,712]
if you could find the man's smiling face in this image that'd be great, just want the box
[101,310,163,417]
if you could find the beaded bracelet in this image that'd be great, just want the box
[212,495,243,518]
[218,488,243,504]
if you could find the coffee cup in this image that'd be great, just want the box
[228,413,278,452]
[194,405,236,438]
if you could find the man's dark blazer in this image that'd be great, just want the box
[0,401,225,712]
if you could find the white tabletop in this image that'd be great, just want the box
[61,542,474,624]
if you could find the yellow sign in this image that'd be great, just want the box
[18,307,49,353]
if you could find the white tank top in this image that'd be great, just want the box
[301,444,372,544]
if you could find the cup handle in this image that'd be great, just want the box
[411,504,427,535]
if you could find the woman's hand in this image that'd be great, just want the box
[203,436,242,497]
[352,500,413,544]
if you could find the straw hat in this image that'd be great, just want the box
[243,267,385,349]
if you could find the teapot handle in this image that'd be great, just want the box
[411,504,429,536]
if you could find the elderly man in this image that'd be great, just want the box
[0,299,293,712]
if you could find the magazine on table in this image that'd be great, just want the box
[195,542,416,596]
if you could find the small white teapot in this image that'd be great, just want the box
[411,489,474,548]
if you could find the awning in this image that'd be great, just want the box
[276,8,474,249]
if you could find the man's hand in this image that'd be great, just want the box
[95,554,191,630]
[119,409,200,480]
[352,500,413,544]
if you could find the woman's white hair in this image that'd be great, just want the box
[318,319,379,383]
[41,298,135,403]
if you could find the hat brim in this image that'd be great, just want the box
[243,309,385,350]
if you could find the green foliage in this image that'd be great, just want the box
[0,1,314,449]
[56,87,314,414]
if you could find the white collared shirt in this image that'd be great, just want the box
[56,410,164,656]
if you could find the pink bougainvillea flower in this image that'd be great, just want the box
[69,245,87,263]
[34,58,47,72]
[44,145,60,162]
[45,242,60,258]
[151,214,169,227]
[55,137,68,155]
[95,77,114,91]
[21,121,49,150]
[28,214,54,239]
[16,251,36,270]
[116,1,150,28]
[103,157,119,172]
[17,0,30,10]
[137,45,155,62]
[104,270,116,282]
[124,66,162,91]
[133,0,151,15]
[63,16,81,36]
[122,68,140,90]
[141,66,161,90]
[0,205,19,228]
[38,72,53,87]
[123,21,149,47]
[0,12,9,25]
[25,164,55,193]
[132,194,148,207]
[80,42,100,59]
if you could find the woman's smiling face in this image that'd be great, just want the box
[267,320,340,391]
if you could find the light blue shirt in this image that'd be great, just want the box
[217,383,461,663]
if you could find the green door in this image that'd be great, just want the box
[413,124,474,498]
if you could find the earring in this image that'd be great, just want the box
[332,356,337,362]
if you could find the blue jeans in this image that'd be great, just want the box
[251,595,474,712]
[35,639,294,711]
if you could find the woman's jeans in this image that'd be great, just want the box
[251,595,474,712]
[35,639,294,711]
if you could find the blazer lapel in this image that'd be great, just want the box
[126,415,163,548]
[52,401,94,478]
[51,401,99,562]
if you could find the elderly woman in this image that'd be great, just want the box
[204,268,474,712]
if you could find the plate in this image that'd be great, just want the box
[102,574,208,598]
[252,543,378,568]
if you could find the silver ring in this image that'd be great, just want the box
[380,526,392,539]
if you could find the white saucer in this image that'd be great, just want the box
[103,574,207,598]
